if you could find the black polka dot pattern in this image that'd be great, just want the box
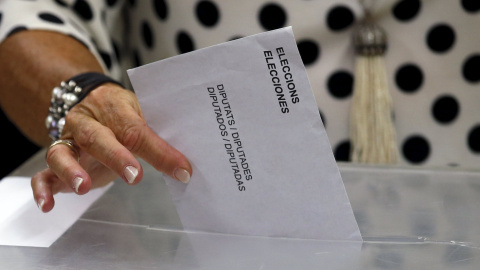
[154,0,168,21]
[0,0,479,169]
[402,135,430,164]
[297,39,319,66]
[326,5,354,32]
[54,0,68,7]
[395,64,424,93]
[106,0,118,7]
[196,1,220,27]
[99,51,112,70]
[259,3,287,31]
[73,0,94,21]
[432,95,459,124]
[327,71,353,99]
[426,24,455,53]
[142,21,154,49]
[468,125,480,153]
[39,13,64,24]
[462,0,480,13]
[176,31,195,54]
[334,140,351,161]
[462,54,480,83]
[7,26,28,38]
[133,49,142,67]
[392,0,421,22]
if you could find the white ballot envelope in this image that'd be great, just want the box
[128,27,361,241]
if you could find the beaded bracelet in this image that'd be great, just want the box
[45,72,124,141]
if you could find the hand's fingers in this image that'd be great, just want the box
[126,125,192,183]
[31,169,66,213]
[45,142,92,194]
[97,101,192,183]
[67,85,191,183]
[65,114,144,185]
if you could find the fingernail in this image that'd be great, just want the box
[124,166,138,184]
[37,199,45,212]
[73,177,84,193]
[174,168,190,184]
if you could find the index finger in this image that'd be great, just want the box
[118,118,192,184]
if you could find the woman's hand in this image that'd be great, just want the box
[32,84,192,212]
[0,30,189,213]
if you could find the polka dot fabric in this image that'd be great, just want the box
[0,0,479,168]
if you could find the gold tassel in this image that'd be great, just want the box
[350,11,398,164]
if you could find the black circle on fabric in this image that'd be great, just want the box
[154,0,168,21]
[432,95,459,124]
[54,0,69,7]
[133,50,142,67]
[258,3,287,31]
[68,34,89,49]
[326,5,355,32]
[112,40,120,61]
[426,24,455,53]
[142,21,154,49]
[6,26,28,38]
[392,0,421,22]
[402,135,430,164]
[395,64,424,93]
[73,0,94,21]
[128,0,136,7]
[176,31,195,54]
[319,110,326,128]
[297,40,320,66]
[39,13,64,24]
[462,54,480,83]
[106,0,118,7]
[327,71,353,98]
[196,1,220,27]
[99,51,112,70]
[334,140,351,161]
[462,0,480,13]
[468,125,480,153]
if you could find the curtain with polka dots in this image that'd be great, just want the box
[0,0,479,168]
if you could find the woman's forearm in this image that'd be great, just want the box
[0,30,104,146]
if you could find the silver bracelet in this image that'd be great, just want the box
[45,72,124,141]
[45,80,82,141]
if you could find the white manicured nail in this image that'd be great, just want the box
[174,168,190,184]
[125,166,138,184]
[37,199,45,211]
[73,177,84,193]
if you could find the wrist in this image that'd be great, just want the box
[45,72,124,141]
